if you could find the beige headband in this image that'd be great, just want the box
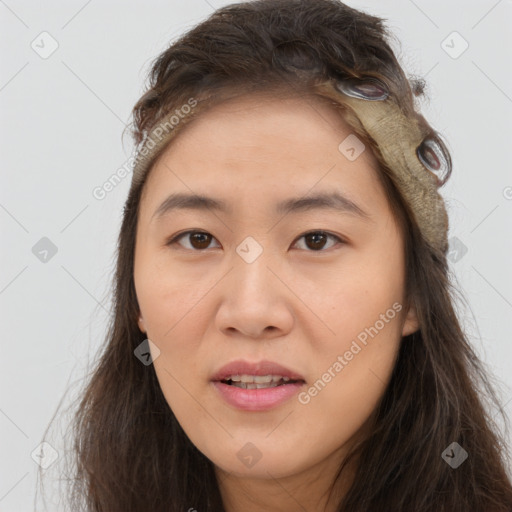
[130,77,450,254]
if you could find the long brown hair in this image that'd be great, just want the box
[44,0,512,510]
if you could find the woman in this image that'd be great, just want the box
[58,0,512,510]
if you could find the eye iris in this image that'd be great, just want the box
[305,232,327,250]
[190,232,211,249]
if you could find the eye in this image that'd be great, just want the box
[167,230,221,251]
[292,230,345,251]
[166,230,345,252]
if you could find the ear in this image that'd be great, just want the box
[401,302,420,337]
[137,313,146,333]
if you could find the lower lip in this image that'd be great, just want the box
[212,381,305,411]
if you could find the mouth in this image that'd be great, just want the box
[211,360,306,411]
[211,359,306,385]
[220,374,305,389]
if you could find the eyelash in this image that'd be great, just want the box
[166,230,346,252]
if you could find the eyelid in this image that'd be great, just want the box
[166,229,346,251]
[166,230,221,250]
[291,230,346,251]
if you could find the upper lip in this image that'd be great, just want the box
[211,359,306,382]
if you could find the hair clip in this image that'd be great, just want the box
[335,77,389,101]
[416,137,450,183]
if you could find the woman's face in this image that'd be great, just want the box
[133,92,418,483]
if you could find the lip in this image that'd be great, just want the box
[211,359,306,382]
[211,359,306,412]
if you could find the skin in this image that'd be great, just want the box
[133,91,419,512]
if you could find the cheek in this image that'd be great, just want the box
[300,248,405,432]
[297,345,397,461]
[320,249,405,340]
[148,315,208,432]
[134,252,212,340]
[293,302,403,466]
[134,252,213,392]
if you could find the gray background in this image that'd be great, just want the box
[1,0,511,509]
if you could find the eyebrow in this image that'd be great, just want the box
[151,191,372,223]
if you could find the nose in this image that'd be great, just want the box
[214,249,295,340]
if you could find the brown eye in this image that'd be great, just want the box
[168,231,220,250]
[189,232,213,249]
[294,231,344,251]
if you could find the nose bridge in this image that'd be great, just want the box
[213,233,294,338]
[231,234,276,299]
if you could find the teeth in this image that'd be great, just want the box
[227,374,292,384]
[253,375,272,384]
[223,374,296,389]
[232,381,280,389]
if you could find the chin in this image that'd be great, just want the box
[206,443,309,480]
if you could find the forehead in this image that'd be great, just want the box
[170,91,365,150]
[139,92,387,219]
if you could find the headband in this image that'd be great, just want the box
[130,77,450,254]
